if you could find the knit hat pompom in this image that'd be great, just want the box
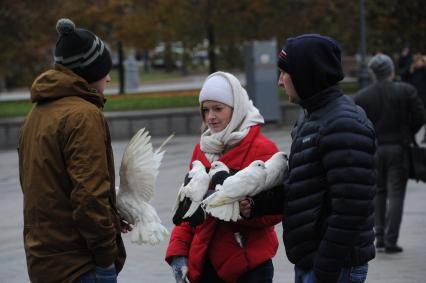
[56,18,76,35]
[54,18,112,84]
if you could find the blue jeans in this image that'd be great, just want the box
[79,266,117,283]
[294,264,368,283]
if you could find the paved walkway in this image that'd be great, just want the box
[0,73,245,102]
[1,127,425,282]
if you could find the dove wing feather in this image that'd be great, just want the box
[116,128,173,245]
[205,166,266,207]
[119,128,158,202]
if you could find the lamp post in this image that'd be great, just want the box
[117,41,125,94]
[358,0,370,89]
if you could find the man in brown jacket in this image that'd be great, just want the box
[18,18,126,283]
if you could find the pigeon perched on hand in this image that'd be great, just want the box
[202,160,267,222]
[116,128,173,245]
[172,160,210,225]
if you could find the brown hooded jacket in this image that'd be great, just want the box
[18,65,126,283]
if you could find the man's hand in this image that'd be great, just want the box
[239,198,253,218]
[120,218,133,233]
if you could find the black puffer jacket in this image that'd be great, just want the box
[260,34,376,283]
[287,87,376,282]
[253,86,376,283]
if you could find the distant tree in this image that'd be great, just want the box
[1,0,426,88]
[0,0,63,88]
[366,0,426,54]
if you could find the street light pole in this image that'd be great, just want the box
[358,0,370,89]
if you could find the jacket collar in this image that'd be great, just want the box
[196,125,261,171]
[30,64,105,107]
[299,84,342,113]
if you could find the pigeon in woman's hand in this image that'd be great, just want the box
[172,160,210,225]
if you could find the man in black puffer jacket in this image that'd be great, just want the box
[355,54,425,254]
[241,34,377,283]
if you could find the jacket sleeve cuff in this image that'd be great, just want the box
[93,245,118,267]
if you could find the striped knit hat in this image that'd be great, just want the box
[54,18,111,83]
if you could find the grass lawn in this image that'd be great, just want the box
[0,82,358,118]
[103,91,199,112]
[0,90,200,118]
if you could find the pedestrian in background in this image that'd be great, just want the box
[18,18,127,283]
[165,71,282,283]
[354,54,425,253]
[405,53,426,142]
[398,44,412,82]
[241,34,377,283]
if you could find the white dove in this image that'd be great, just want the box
[261,151,288,193]
[116,128,173,245]
[208,161,231,181]
[172,160,210,224]
[202,160,267,222]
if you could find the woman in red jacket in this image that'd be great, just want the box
[165,71,282,283]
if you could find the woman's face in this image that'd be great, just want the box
[202,100,233,133]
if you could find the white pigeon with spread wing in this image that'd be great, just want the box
[202,160,267,221]
[116,128,173,245]
[172,160,210,224]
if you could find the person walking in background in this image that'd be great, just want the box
[405,54,426,142]
[18,18,127,283]
[165,71,282,283]
[398,44,412,82]
[354,54,425,253]
[241,34,377,283]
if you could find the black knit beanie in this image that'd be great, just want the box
[54,18,112,83]
[278,34,344,99]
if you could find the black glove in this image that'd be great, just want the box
[210,170,231,187]
[172,173,192,225]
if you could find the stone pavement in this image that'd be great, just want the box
[1,127,425,282]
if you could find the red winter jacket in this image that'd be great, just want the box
[165,125,282,283]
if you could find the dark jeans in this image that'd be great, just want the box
[79,265,117,283]
[375,144,409,247]
[294,264,368,283]
[200,258,274,283]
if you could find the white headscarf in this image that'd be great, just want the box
[199,71,264,162]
